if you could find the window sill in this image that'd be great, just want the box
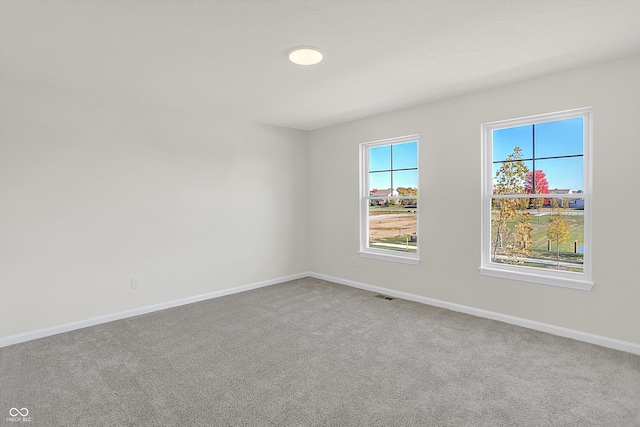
[479,266,593,291]
[359,250,420,265]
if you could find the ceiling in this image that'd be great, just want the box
[2,0,639,131]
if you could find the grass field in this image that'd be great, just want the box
[493,209,584,270]
[366,206,584,263]
[368,205,417,253]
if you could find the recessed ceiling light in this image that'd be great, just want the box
[288,47,323,66]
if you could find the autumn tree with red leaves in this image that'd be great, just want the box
[524,169,550,195]
[525,169,550,209]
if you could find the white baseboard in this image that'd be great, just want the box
[309,272,640,356]
[4,271,638,356]
[0,272,310,348]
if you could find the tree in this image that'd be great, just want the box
[533,197,545,223]
[543,182,573,268]
[513,212,533,260]
[397,187,418,206]
[524,169,550,194]
[547,213,570,268]
[492,146,531,263]
[525,169,550,207]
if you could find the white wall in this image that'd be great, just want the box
[3,56,638,347]
[0,83,309,339]
[308,55,640,345]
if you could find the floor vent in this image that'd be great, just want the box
[375,294,395,301]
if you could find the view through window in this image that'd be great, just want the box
[361,136,419,263]
[482,109,592,289]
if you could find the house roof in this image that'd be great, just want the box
[371,189,394,197]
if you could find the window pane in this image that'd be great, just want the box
[392,141,418,169]
[369,145,391,172]
[535,157,583,192]
[535,118,583,158]
[493,125,533,161]
[368,202,417,253]
[491,197,583,272]
[369,171,391,193]
[492,160,533,195]
[392,169,418,190]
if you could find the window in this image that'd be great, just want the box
[480,108,593,290]
[360,135,419,264]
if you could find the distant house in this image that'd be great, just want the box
[371,188,399,205]
[549,188,584,208]
[548,188,571,203]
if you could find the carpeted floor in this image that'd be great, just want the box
[1,277,639,426]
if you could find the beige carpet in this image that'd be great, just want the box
[1,277,639,426]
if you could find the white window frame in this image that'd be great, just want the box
[480,108,593,290]
[359,135,420,265]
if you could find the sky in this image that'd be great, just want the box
[368,118,583,194]
[492,117,584,191]
[369,141,418,191]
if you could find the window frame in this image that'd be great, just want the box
[359,135,420,265]
[480,108,593,290]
